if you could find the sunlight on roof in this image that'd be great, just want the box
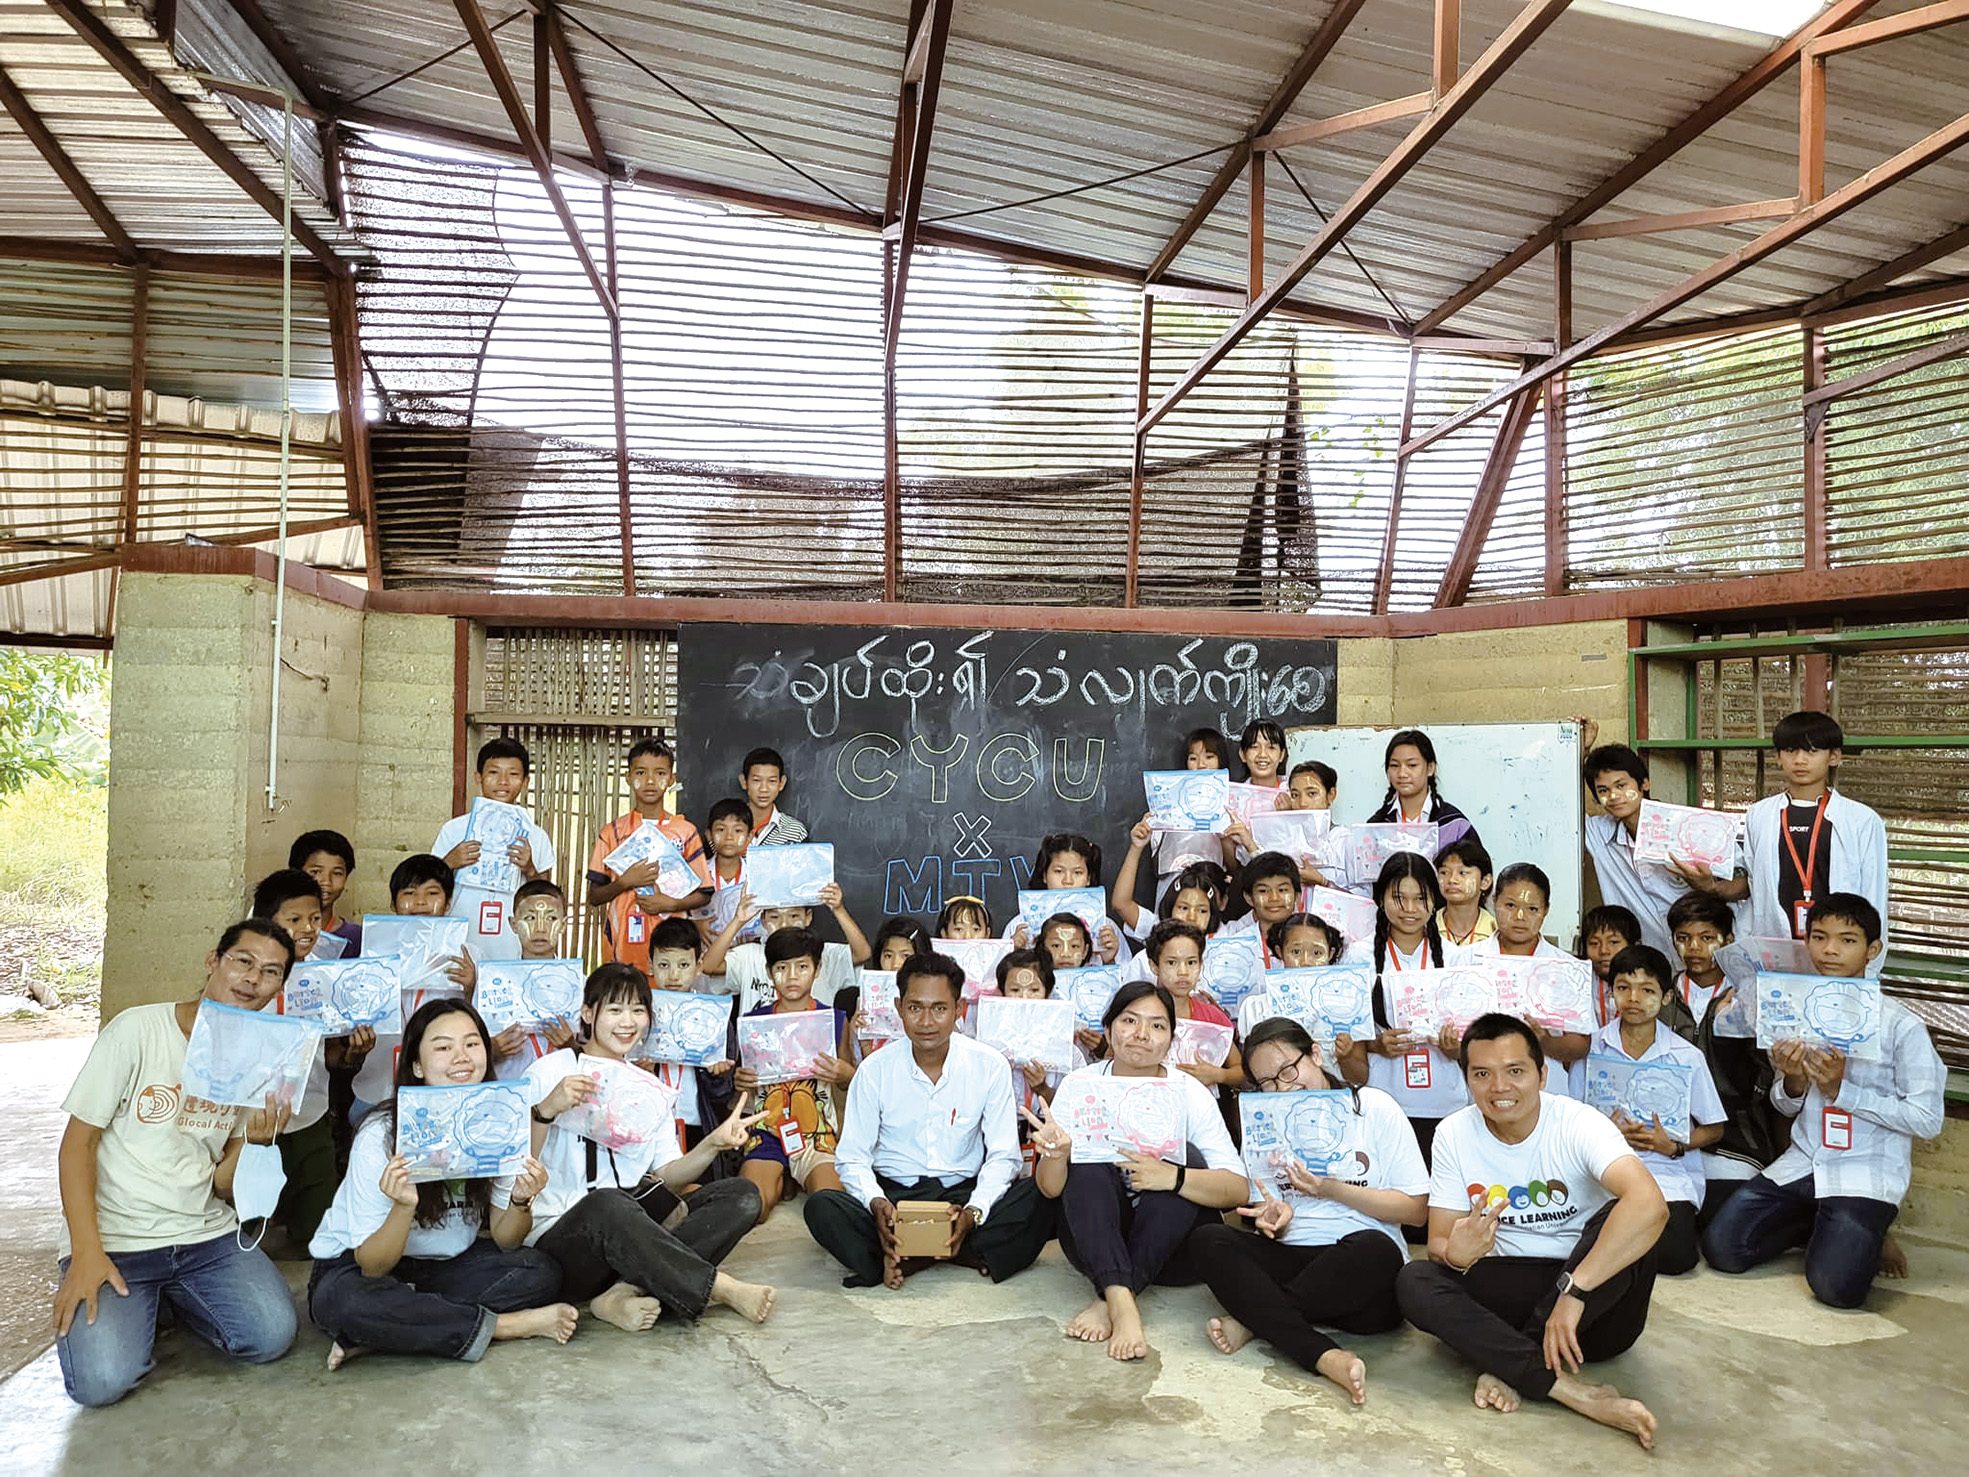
[1580,0,1830,40]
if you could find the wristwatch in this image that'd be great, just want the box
[1554,1271,1588,1302]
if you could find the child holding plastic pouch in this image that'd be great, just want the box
[1364,729,1481,855]
[526,964,777,1331]
[1009,834,1124,962]
[734,928,855,1222]
[1189,1018,1427,1404]
[307,999,574,1368]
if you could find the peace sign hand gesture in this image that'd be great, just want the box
[1235,1178,1294,1238]
[703,1091,772,1153]
[1020,1099,1071,1162]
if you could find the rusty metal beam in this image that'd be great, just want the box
[214,0,334,113]
[1803,325,1828,570]
[1372,346,1421,616]
[1545,240,1570,597]
[882,0,953,367]
[543,8,608,170]
[450,0,614,317]
[1436,383,1541,608]
[1803,0,1969,57]
[189,72,327,120]
[1405,106,1969,458]
[1246,150,1264,300]
[1253,93,1434,153]
[1564,198,1799,242]
[1125,294,1153,608]
[1413,0,1883,333]
[120,266,150,541]
[1798,222,1969,316]
[533,7,552,154]
[1434,0,1460,96]
[1804,326,1969,409]
[45,0,349,274]
[0,63,139,260]
[1143,0,1371,282]
[0,235,329,280]
[323,273,380,585]
[1799,53,1826,206]
[1141,0,1574,437]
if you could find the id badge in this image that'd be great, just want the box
[477,899,505,937]
[1404,1050,1432,1090]
[626,910,647,945]
[1822,1106,1853,1152]
[1793,899,1813,937]
[776,1116,806,1157]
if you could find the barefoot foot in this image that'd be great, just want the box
[1550,1374,1658,1450]
[1207,1315,1253,1356]
[1474,1373,1521,1413]
[494,1303,579,1344]
[1106,1294,1149,1362]
[591,1282,663,1333]
[1317,1348,1367,1405]
[325,1341,369,1372]
[1880,1229,1909,1280]
[711,1273,778,1324]
[1065,1300,1113,1344]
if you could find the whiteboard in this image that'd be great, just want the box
[1283,722,1585,946]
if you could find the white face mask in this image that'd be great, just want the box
[233,1141,287,1250]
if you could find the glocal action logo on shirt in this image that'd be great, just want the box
[1469,1177,1575,1223]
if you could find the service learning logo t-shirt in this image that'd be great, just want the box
[1427,1092,1636,1260]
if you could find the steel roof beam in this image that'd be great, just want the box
[1402,106,1969,458]
[1139,0,1574,437]
[1413,0,1884,334]
[0,62,139,260]
[1142,0,1370,284]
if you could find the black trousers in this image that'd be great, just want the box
[803,1175,1052,1288]
[1656,1200,1700,1276]
[1395,1202,1657,1400]
[1190,1224,1405,1370]
[1057,1163,1217,1296]
[535,1181,760,1319]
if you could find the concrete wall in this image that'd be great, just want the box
[104,573,454,1016]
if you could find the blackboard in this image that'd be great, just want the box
[675,623,1338,932]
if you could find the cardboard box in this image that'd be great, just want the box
[892,1200,955,1259]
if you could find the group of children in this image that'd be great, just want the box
[50,711,1946,1446]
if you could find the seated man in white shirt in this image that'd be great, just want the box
[1700,895,1945,1307]
[1396,1013,1669,1451]
[803,955,1052,1289]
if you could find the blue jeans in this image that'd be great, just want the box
[56,1233,297,1407]
[1700,1172,1899,1308]
[309,1239,562,1361]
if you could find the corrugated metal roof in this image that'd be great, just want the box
[233,0,1968,339]
[0,0,358,258]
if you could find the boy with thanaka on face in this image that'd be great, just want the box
[587,739,714,978]
[644,916,740,1147]
[740,745,808,845]
[291,829,361,955]
[692,797,758,949]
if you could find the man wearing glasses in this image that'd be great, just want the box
[51,920,302,1406]
[1578,732,1695,960]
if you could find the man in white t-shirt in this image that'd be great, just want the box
[1396,1014,1670,1451]
[434,737,557,963]
[52,921,302,1406]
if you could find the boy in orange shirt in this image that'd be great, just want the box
[587,739,713,977]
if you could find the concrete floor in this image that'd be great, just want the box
[3,1044,1966,1475]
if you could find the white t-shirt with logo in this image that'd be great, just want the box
[1270,1086,1430,1253]
[60,1002,243,1256]
[1428,1092,1637,1260]
[432,811,557,963]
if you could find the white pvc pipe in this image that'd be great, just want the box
[267,94,294,812]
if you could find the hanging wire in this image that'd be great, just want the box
[921,142,1241,225]
[340,7,530,108]
[1273,153,1413,332]
[558,4,875,219]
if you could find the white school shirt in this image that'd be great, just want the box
[1429,1093,1638,1260]
[521,1049,680,1241]
[1342,937,1471,1119]
[1762,996,1944,1204]
[309,1114,512,1260]
[1742,789,1888,975]
[1268,1086,1430,1253]
[432,812,557,963]
[1566,1022,1725,1206]
[1054,1060,1244,1176]
[709,940,855,1015]
[835,1033,1023,1218]
[1582,813,1691,960]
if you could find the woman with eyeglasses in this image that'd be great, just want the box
[1186,1017,1428,1406]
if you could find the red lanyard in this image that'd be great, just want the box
[1781,791,1830,902]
